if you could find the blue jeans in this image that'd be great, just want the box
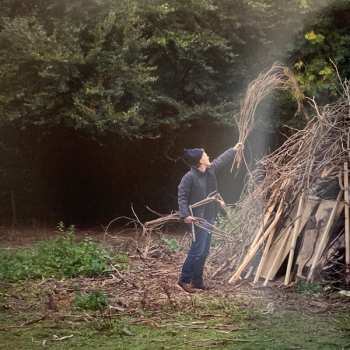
[180,221,212,285]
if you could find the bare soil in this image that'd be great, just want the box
[0,225,348,316]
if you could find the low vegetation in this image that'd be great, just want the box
[0,289,349,350]
[74,291,109,311]
[0,228,349,350]
[0,224,128,282]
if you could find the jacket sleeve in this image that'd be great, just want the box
[211,147,236,173]
[178,173,192,219]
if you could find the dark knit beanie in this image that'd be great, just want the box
[183,148,204,166]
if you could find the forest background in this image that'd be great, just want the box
[0,0,349,226]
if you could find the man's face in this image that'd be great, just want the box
[199,150,210,167]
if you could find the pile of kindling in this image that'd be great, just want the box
[223,69,350,287]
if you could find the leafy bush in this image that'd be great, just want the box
[0,224,122,282]
[74,291,109,311]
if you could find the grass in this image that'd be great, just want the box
[74,291,109,311]
[0,288,349,350]
[0,228,349,350]
[0,311,349,350]
[295,280,323,295]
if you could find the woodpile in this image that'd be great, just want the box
[226,67,350,287]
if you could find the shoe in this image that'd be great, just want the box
[178,281,196,293]
[191,282,210,291]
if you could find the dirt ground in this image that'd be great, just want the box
[0,226,350,350]
[0,225,349,314]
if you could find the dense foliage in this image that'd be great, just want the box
[292,0,350,100]
[1,0,350,223]
[0,0,340,138]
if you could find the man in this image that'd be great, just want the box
[177,144,242,293]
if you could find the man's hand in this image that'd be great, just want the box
[217,199,226,208]
[184,216,196,224]
[233,142,243,151]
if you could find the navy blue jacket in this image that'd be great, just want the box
[178,148,236,221]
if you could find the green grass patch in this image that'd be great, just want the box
[0,225,128,282]
[0,306,349,350]
[295,280,323,295]
[74,291,109,311]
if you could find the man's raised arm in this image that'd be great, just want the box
[211,143,243,173]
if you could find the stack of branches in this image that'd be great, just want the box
[215,66,350,287]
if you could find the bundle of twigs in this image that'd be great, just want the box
[144,212,180,232]
[232,64,304,170]
[144,212,236,243]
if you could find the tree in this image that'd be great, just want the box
[0,0,159,136]
[0,0,319,137]
[292,0,350,100]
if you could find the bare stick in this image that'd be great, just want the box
[253,225,275,284]
[189,207,196,241]
[307,190,343,281]
[344,162,350,275]
[284,193,305,285]
[228,200,284,284]
[263,227,292,286]
[250,201,276,248]
[103,216,137,241]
